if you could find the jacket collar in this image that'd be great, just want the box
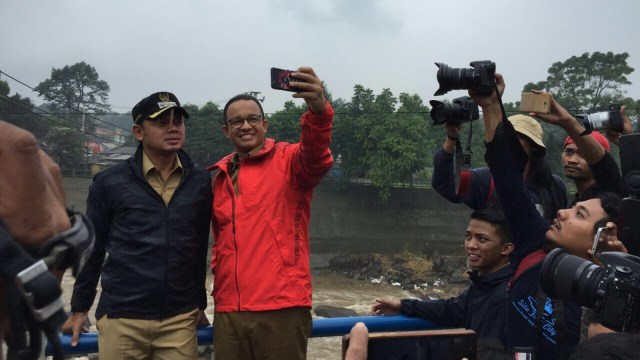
[131,144,194,179]
[468,262,514,285]
[210,138,275,172]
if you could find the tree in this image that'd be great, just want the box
[267,100,307,144]
[331,84,376,185]
[35,61,111,132]
[45,126,86,169]
[331,86,432,201]
[182,101,233,166]
[523,52,634,112]
[0,80,50,138]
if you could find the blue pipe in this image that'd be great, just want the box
[46,315,438,356]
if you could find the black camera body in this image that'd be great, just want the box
[429,96,479,126]
[619,133,640,255]
[541,248,640,332]
[575,104,624,133]
[434,60,496,96]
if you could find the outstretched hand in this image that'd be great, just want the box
[605,105,634,146]
[528,91,576,129]
[589,222,627,266]
[370,298,401,316]
[467,73,505,109]
[290,67,326,115]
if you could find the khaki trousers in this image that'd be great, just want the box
[213,307,312,360]
[96,309,199,360]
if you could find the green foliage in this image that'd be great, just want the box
[182,101,234,166]
[0,80,50,138]
[268,100,307,144]
[331,86,434,201]
[35,61,110,132]
[523,52,634,113]
[45,126,86,168]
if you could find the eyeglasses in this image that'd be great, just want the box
[227,114,263,129]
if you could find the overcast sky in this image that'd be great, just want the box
[2,0,640,115]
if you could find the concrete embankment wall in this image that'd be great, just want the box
[310,180,470,256]
[64,177,471,257]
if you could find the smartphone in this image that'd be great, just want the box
[270,67,301,92]
[592,226,607,254]
[341,329,477,360]
[519,92,552,114]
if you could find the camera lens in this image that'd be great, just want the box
[434,63,474,96]
[540,248,605,308]
[586,112,611,131]
[429,97,479,126]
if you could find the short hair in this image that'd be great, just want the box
[593,191,622,234]
[470,208,512,245]
[222,94,264,124]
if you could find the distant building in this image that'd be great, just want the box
[90,145,137,176]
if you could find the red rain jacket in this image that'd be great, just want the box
[208,103,333,312]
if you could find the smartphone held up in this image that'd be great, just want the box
[519,92,552,114]
[271,67,302,92]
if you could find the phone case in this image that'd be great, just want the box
[270,67,300,92]
[520,92,552,114]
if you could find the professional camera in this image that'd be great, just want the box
[434,60,496,96]
[429,96,479,126]
[540,133,640,332]
[540,248,640,332]
[575,104,624,132]
[619,133,640,255]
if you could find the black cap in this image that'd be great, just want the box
[132,92,190,123]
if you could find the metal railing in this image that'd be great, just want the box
[46,315,439,356]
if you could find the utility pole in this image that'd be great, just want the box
[82,105,89,177]
[245,91,265,102]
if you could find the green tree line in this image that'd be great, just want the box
[0,51,637,201]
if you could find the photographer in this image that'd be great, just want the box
[526,92,631,208]
[432,114,567,222]
[469,73,622,359]
[0,120,74,360]
[370,208,514,359]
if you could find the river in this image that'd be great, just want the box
[57,261,468,360]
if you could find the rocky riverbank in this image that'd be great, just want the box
[313,252,471,301]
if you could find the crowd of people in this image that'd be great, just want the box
[0,64,638,360]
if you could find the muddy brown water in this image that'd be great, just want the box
[56,268,468,360]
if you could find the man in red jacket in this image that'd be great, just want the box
[208,67,333,360]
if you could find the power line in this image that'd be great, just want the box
[0,70,132,134]
[0,96,129,144]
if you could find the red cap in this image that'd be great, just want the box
[564,132,610,153]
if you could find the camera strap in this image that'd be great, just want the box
[0,211,94,360]
[454,110,476,197]
[535,288,571,360]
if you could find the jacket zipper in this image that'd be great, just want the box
[226,169,241,311]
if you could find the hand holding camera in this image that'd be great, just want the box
[604,105,634,146]
[429,96,479,126]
